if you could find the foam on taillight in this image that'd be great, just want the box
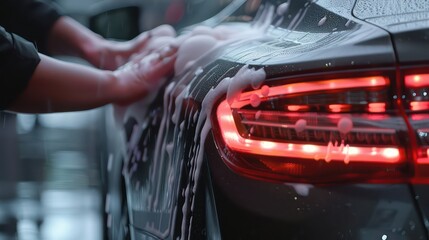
[214,75,410,183]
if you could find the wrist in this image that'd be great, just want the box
[104,70,123,104]
[81,35,107,66]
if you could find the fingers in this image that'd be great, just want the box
[112,43,178,105]
[149,24,177,38]
[131,24,176,53]
[131,32,152,52]
[135,45,178,87]
[115,43,178,87]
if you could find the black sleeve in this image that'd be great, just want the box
[0,0,62,54]
[0,26,41,110]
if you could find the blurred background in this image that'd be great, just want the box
[1,0,116,239]
[0,110,104,240]
[0,0,231,239]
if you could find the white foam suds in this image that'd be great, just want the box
[255,110,262,119]
[250,94,262,107]
[294,119,307,133]
[194,67,203,76]
[285,183,313,196]
[107,153,113,172]
[276,2,290,16]
[151,24,177,37]
[345,19,353,27]
[172,85,189,124]
[227,67,266,105]
[193,64,266,189]
[166,143,174,158]
[115,2,290,239]
[261,85,270,97]
[175,65,266,240]
[127,125,141,153]
[344,144,350,164]
[175,35,218,74]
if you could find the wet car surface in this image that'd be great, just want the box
[103,0,429,239]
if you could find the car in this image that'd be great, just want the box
[101,0,429,239]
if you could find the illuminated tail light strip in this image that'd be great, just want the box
[218,100,401,163]
[212,72,419,183]
[216,76,406,167]
[405,73,429,167]
[405,73,429,88]
[236,76,388,107]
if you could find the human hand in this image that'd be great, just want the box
[112,44,178,105]
[86,24,177,70]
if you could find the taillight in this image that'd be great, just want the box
[404,71,429,180]
[405,73,429,112]
[213,74,412,183]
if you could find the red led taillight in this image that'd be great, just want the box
[404,72,429,178]
[405,73,429,112]
[213,75,412,183]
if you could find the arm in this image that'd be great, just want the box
[0,0,62,53]
[47,16,176,70]
[0,0,176,70]
[8,46,177,113]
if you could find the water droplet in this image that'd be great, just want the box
[409,220,416,230]
[295,119,307,133]
[382,235,388,240]
[344,144,350,164]
[318,15,327,26]
[195,67,203,75]
[338,117,353,134]
[250,126,255,134]
[345,19,353,27]
[255,110,262,119]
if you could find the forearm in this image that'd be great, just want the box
[46,17,175,70]
[8,46,176,113]
[46,16,142,70]
[47,16,102,61]
[9,54,118,113]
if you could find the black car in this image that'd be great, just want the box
[102,0,429,239]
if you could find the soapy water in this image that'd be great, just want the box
[115,2,324,239]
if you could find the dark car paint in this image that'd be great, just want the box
[353,0,429,64]
[207,136,426,240]
[104,0,429,239]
